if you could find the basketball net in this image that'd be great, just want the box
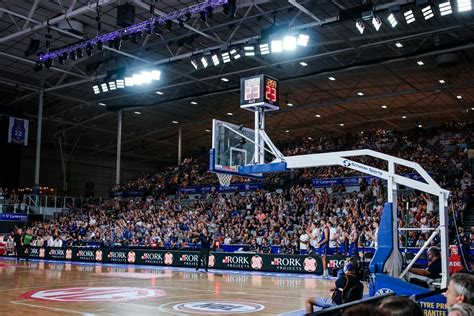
[216,173,232,187]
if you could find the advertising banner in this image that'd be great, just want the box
[25,247,347,275]
[179,183,263,195]
[311,173,429,188]
[0,213,28,221]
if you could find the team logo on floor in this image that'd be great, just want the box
[251,255,263,270]
[173,301,265,314]
[21,287,166,302]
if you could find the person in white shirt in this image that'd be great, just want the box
[52,237,63,248]
[307,222,320,253]
[299,230,309,255]
[46,235,55,247]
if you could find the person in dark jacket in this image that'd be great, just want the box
[13,227,23,261]
[195,228,212,272]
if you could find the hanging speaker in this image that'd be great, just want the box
[117,3,135,28]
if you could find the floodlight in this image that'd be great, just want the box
[387,13,398,27]
[439,1,452,15]
[116,79,125,88]
[356,20,365,34]
[140,72,152,84]
[243,45,255,56]
[259,43,270,55]
[404,9,415,24]
[132,74,144,85]
[372,16,382,31]
[201,56,209,68]
[92,85,100,94]
[271,40,283,53]
[230,48,241,60]
[221,52,231,63]
[211,54,220,65]
[191,58,199,69]
[421,5,434,20]
[150,70,161,80]
[283,36,297,50]
[297,33,309,46]
[108,81,117,90]
[100,83,109,92]
[457,0,472,12]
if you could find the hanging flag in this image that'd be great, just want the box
[7,116,29,146]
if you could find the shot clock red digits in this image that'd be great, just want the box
[265,79,277,103]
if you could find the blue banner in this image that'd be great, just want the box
[312,173,428,188]
[0,213,28,221]
[109,190,145,198]
[8,116,29,146]
[179,183,263,194]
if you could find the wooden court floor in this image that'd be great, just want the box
[0,257,343,316]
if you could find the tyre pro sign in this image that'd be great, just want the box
[21,287,166,302]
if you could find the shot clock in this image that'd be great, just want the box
[240,75,279,111]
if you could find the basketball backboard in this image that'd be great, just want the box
[210,119,262,177]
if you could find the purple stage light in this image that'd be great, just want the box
[37,0,228,63]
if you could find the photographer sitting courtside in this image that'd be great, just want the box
[305,257,362,313]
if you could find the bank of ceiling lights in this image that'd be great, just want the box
[354,0,470,34]
[190,32,309,70]
[92,69,161,94]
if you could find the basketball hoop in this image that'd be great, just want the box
[216,173,233,187]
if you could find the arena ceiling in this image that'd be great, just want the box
[1,0,474,165]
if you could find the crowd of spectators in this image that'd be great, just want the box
[4,121,472,260]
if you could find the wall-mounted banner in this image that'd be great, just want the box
[312,173,429,188]
[8,116,29,146]
[179,183,263,195]
[0,213,28,222]
[23,246,347,275]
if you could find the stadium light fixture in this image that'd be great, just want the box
[388,13,398,27]
[283,35,297,50]
[230,48,241,60]
[211,54,220,66]
[299,62,308,67]
[156,91,164,95]
[116,79,125,89]
[404,9,415,24]
[421,5,434,20]
[297,33,309,47]
[134,111,141,115]
[191,57,199,69]
[356,20,365,34]
[372,16,382,31]
[417,60,424,66]
[191,101,198,105]
[328,76,336,81]
[271,39,283,53]
[259,43,270,55]
[315,114,321,118]
[439,1,452,15]
[201,56,209,68]
[98,102,106,106]
[100,83,108,93]
[357,92,364,96]
[221,77,229,82]
[92,85,100,94]
[221,51,231,63]
[457,95,462,99]
[395,42,403,48]
[457,0,472,12]
[244,45,255,56]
